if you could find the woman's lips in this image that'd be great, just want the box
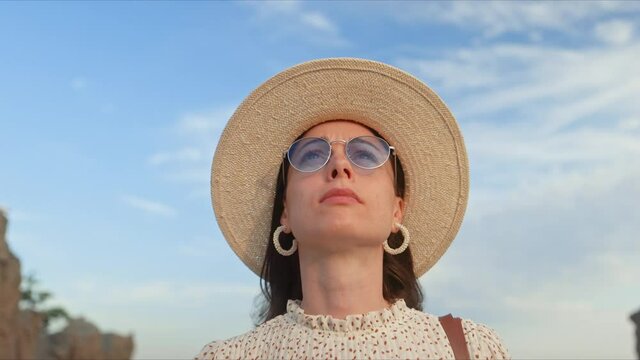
[320,188,362,204]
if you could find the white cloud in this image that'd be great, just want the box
[121,195,177,217]
[501,300,634,359]
[528,31,543,42]
[421,161,640,358]
[162,167,210,185]
[249,0,300,18]
[54,279,260,359]
[594,19,635,45]
[387,1,639,38]
[148,147,202,166]
[465,125,640,174]
[300,12,337,33]
[70,279,258,306]
[496,246,640,358]
[397,42,640,133]
[400,33,640,358]
[0,207,41,223]
[244,1,348,47]
[70,77,88,90]
[177,107,233,136]
[618,117,640,130]
[147,106,236,201]
[176,235,226,258]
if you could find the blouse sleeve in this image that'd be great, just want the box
[194,340,220,360]
[462,319,511,360]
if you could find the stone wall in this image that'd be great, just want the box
[0,209,134,360]
[0,208,21,358]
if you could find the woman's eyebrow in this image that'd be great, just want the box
[301,135,329,140]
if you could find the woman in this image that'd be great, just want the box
[196,58,510,359]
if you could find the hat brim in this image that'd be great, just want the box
[211,58,469,278]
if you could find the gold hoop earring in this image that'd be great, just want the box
[383,222,410,255]
[273,225,297,256]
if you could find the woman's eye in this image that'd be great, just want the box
[300,149,325,163]
[352,150,378,163]
[303,151,320,160]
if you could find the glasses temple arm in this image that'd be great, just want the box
[390,147,397,195]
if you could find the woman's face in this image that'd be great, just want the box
[281,120,404,253]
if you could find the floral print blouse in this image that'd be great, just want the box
[195,298,510,359]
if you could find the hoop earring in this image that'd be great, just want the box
[383,222,410,255]
[273,225,298,256]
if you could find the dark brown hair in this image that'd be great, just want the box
[253,124,423,325]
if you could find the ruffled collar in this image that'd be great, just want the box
[285,298,408,332]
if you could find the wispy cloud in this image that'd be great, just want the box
[394,17,640,357]
[594,19,635,45]
[421,158,640,357]
[177,107,233,136]
[120,195,177,217]
[244,1,348,47]
[397,42,640,133]
[71,279,258,305]
[498,247,640,358]
[387,1,639,38]
[618,117,640,131]
[56,279,260,359]
[148,147,202,166]
[0,206,40,223]
[150,106,235,199]
[177,235,226,258]
[70,77,88,90]
[300,11,337,33]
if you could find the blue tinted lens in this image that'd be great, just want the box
[287,137,330,172]
[347,136,390,169]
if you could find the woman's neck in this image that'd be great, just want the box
[297,244,391,319]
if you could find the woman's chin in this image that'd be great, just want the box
[312,215,357,231]
[305,223,375,244]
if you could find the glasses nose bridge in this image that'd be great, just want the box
[327,138,348,147]
[326,138,349,161]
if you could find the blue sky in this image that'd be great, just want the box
[2,1,640,359]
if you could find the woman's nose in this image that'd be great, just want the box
[326,144,353,180]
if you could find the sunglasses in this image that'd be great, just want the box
[285,136,395,173]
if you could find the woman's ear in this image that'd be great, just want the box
[280,201,289,231]
[392,197,405,231]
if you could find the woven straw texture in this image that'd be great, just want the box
[211,58,469,277]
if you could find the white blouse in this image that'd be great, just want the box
[195,299,510,359]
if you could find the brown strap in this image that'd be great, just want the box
[439,314,470,360]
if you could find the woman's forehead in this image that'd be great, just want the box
[303,120,376,138]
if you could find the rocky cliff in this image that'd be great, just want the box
[0,209,134,360]
[631,309,640,360]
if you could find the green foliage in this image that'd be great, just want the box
[20,272,71,331]
[43,306,71,329]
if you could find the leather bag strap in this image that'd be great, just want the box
[439,314,471,360]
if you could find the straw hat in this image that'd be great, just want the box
[211,58,469,278]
